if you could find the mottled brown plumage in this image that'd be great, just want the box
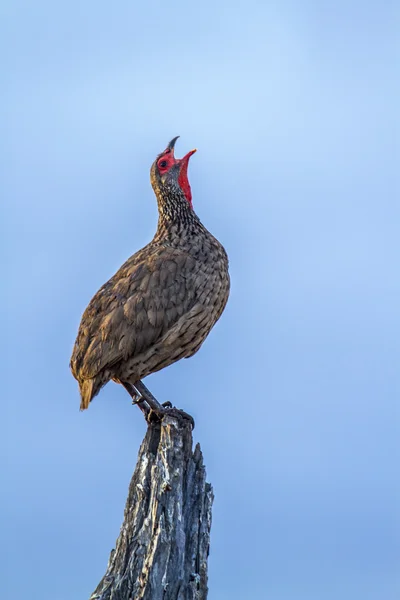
[70,137,230,411]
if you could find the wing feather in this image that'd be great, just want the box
[70,245,204,383]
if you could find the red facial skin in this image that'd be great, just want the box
[157,148,196,207]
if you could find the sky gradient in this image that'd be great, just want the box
[3,1,399,598]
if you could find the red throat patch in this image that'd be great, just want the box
[157,146,196,207]
[178,149,196,207]
[178,163,193,206]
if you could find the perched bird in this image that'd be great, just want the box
[70,137,230,418]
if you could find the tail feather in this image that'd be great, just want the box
[79,379,95,410]
[78,371,111,410]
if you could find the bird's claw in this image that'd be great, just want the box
[131,394,144,406]
[132,391,146,406]
[146,405,195,430]
[172,408,195,430]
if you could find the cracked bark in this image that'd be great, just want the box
[90,411,213,600]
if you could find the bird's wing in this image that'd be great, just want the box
[70,245,207,381]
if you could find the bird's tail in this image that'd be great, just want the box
[78,372,110,410]
[79,378,95,411]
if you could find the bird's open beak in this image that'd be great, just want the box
[164,137,197,165]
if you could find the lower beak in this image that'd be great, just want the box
[181,149,197,162]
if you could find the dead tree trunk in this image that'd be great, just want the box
[90,411,214,600]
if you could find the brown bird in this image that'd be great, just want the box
[70,137,230,419]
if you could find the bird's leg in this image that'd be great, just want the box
[133,381,195,429]
[123,380,194,428]
[132,380,166,417]
[121,381,142,404]
[121,381,150,418]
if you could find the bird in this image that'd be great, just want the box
[70,137,230,421]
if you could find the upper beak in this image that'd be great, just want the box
[166,136,180,154]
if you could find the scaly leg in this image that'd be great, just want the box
[134,380,195,428]
[122,379,194,428]
[133,380,168,416]
[121,381,150,418]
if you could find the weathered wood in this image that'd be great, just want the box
[90,411,213,600]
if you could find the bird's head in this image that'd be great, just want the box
[150,137,197,208]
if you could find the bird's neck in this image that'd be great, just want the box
[154,187,203,244]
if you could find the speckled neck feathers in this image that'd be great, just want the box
[153,182,204,245]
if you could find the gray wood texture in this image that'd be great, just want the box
[90,411,213,600]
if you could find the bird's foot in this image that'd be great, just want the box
[164,407,195,429]
[146,406,195,429]
[123,380,194,429]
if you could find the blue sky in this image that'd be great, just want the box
[3,1,399,598]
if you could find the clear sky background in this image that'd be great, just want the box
[3,1,399,599]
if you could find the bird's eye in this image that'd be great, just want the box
[159,160,168,168]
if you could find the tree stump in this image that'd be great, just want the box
[90,410,214,600]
